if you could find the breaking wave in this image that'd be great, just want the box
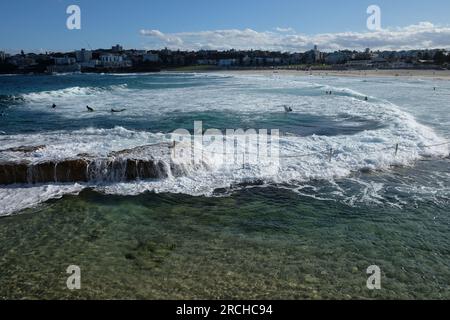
[20,84,129,101]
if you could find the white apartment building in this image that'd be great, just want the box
[100,54,131,67]
[100,55,123,63]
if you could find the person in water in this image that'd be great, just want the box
[86,105,94,112]
[51,103,56,108]
[111,108,126,113]
[364,97,368,101]
[283,105,293,113]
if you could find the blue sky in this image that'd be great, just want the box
[1,0,450,52]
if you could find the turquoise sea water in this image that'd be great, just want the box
[0,72,449,299]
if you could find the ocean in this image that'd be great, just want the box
[0,72,448,299]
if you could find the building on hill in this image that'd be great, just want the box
[100,54,132,68]
[303,45,324,64]
[325,51,349,65]
[8,55,37,69]
[75,49,92,62]
[54,56,76,65]
[112,44,123,53]
[143,53,160,62]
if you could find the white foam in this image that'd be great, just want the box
[21,84,128,102]
[0,184,85,216]
[0,126,167,163]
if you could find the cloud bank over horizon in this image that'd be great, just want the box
[140,22,450,52]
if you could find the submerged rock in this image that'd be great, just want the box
[1,145,45,153]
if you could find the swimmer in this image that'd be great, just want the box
[111,108,126,113]
[283,105,293,113]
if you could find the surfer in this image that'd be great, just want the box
[86,105,94,112]
[283,105,293,113]
[364,97,368,101]
[111,108,126,113]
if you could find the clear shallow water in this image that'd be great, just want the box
[0,72,449,299]
[0,188,448,299]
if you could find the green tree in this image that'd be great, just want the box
[434,51,446,65]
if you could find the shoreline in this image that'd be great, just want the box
[206,69,450,80]
[3,68,450,80]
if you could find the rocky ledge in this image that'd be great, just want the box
[0,143,193,185]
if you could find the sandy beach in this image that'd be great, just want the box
[207,68,450,80]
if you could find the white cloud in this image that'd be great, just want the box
[140,29,184,46]
[140,22,450,52]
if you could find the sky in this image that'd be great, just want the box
[1,0,450,53]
